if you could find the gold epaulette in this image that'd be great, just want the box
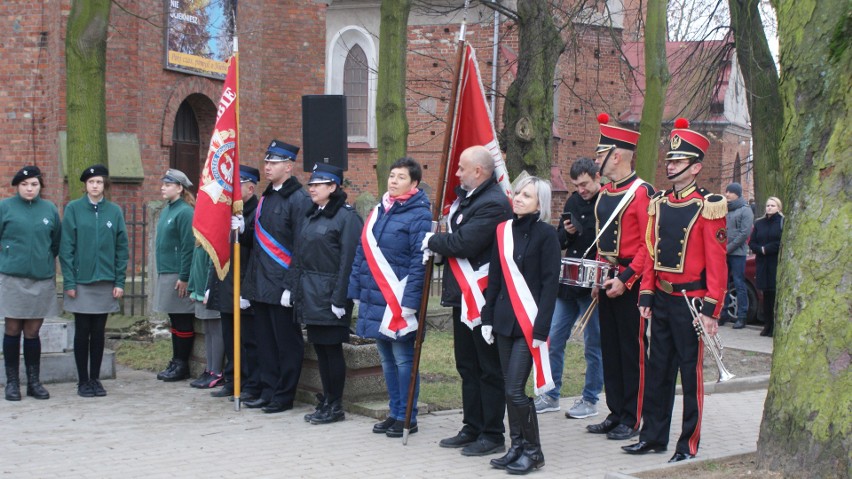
[701,193,727,220]
[647,191,666,216]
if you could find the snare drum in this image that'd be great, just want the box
[559,258,613,288]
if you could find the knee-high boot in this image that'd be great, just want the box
[4,334,21,401]
[506,401,545,475]
[491,402,524,469]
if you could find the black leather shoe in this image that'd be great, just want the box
[622,441,667,455]
[372,416,396,434]
[439,431,477,448]
[586,418,618,434]
[210,387,234,398]
[243,397,269,409]
[77,381,95,398]
[262,401,292,414]
[385,420,417,438]
[607,424,640,440]
[156,360,177,380]
[160,360,190,382]
[460,438,506,456]
[669,452,696,463]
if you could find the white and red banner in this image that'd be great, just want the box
[361,205,418,338]
[443,44,512,215]
[193,55,241,280]
[496,220,555,396]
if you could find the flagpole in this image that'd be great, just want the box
[232,36,242,412]
[402,23,468,445]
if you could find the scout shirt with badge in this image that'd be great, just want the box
[0,193,61,280]
[59,195,128,291]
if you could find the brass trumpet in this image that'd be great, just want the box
[681,290,735,383]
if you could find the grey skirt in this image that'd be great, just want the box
[0,273,59,319]
[195,301,220,320]
[153,273,194,314]
[64,281,120,314]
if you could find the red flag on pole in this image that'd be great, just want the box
[193,55,241,280]
[443,44,513,214]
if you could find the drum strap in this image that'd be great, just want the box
[361,205,417,339]
[584,179,646,259]
[496,220,555,396]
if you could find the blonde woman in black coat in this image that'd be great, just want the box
[749,196,784,337]
[481,176,561,474]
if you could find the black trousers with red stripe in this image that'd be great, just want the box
[598,286,645,429]
[640,291,704,455]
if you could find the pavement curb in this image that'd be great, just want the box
[676,374,770,395]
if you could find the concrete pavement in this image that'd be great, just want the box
[1,326,772,478]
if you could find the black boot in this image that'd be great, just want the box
[4,367,21,401]
[310,398,345,424]
[25,365,50,400]
[161,359,190,382]
[157,359,177,380]
[491,402,524,469]
[506,402,545,475]
[304,393,326,423]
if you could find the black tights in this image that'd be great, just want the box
[74,313,108,382]
[313,343,346,403]
[762,290,776,334]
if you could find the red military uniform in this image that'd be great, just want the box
[634,119,728,460]
[592,114,654,435]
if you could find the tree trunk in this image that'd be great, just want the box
[756,1,851,476]
[634,0,669,183]
[375,0,411,195]
[727,0,782,207]
[65,0,110,200]
[500,0,565,178]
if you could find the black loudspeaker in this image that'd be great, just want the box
[302,95,348,172]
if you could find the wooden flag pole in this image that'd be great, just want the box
[402,25,467,445]
[232,36,242,412]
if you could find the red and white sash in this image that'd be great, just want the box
[361,205,417,339]
[447,198,489,329]
[496,220,555,395]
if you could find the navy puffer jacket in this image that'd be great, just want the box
[349,189,432,340]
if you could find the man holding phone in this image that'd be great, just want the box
[534,158,605,420]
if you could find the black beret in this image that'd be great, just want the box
[12,165,42,186]
[80,164,109,182]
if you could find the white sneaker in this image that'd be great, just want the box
[566,398,599,419]
[534,395,560,414]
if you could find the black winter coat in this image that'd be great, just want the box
[242,177,312,304]
[294,192,363,327]
[427,178,512,308]
[557,191,599,298]
[207,194,258,314]
[480,214,561,341]
[749,213,783,291]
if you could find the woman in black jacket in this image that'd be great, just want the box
[749,196,784,337]
[481,176,561,474]
[296,164,363,425]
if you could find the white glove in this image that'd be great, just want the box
[352,299,360,306]
[420,232,435,252]
[481,325,494,345]
[231,214,245,233]
[402,307,417,319]
[421,249,434,265]
[239,297,250,310]
[203,289,210,304]
[332,305,346,319]
[280,290,292,308]
[532,339,546,348]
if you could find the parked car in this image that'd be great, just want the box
[724,254,763,324]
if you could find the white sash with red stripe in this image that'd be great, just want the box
[447,198,489,330]
[361,205,417,339]
[496,220,555,395]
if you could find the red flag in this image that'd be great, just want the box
[193,55,241,280]
[443,44,513,214]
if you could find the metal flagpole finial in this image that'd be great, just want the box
[458,0,470,42]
